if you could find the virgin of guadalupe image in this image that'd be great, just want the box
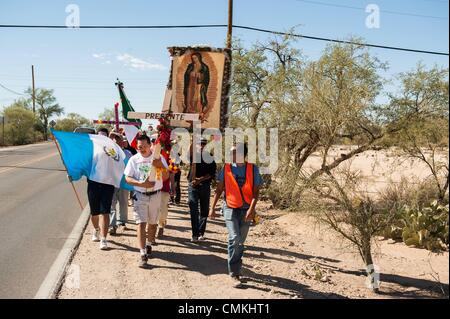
[183,52,210,120]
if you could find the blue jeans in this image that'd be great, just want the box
[188,182,211,238]
[109,188,129,227]
[223,205,251,277]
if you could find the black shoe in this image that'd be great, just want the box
[139,255,148,268]
[230,275,243,288]
[108,227,117,236]
[146,245,152,256]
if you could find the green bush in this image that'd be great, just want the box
[401,201,449,252]
[379,177,446,211]
[382,201,449,252]
[2,106,37,145]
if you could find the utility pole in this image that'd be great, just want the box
[31,65,37,142]
[227,0,233,49]
[1,115,4,146]
[31,65,36,113]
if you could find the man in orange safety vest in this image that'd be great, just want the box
[209,143,263,288]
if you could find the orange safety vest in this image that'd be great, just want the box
[224,163,254,208]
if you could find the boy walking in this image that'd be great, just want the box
[124,135,169,268]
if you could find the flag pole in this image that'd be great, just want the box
[52,134,84,210]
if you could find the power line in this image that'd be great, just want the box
[296,0,449,20]
[421,0,449,4]
[0,23,447,56]
[0,24,228,29]
[234,25,449,56]
[0,83,26,96]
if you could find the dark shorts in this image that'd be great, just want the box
[87,179,115,215]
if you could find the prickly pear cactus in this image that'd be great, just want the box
[401,201,449,252]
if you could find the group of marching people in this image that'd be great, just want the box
[87,128,262,288]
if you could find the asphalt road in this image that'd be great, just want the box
[0,142,87,298]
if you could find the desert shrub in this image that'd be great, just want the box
[401,201,449,252]
[380,177,449,251]
[381,198,449,252]
[379,177,447,211]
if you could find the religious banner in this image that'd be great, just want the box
[162,46,232,130]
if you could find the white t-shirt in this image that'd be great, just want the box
[124,152,168,193]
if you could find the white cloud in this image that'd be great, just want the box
[116,53,166,71]
[92,53,106,59]
[92,52,165,71]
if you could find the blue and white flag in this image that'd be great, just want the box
[52,130,133,191]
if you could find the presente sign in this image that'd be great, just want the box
[127,112,199,122]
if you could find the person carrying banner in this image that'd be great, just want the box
[209,143,263,288]
[88,128,114,250]
[124,135,169,268]
[52,129,133,252]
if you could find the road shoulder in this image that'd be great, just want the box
[34,204,90,299]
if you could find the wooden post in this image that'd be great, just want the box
[114,102,120,132]
[227,0,233,49]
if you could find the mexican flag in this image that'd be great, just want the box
[116,80,141,149]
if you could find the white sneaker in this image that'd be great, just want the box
[198,235,206,241]
[91,229,100,242]
[100,239,108,250]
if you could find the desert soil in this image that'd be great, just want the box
[58,178,448,299]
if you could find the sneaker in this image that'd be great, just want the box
[108,227,116,235]
[156,227,164,239]
[139,255,148,268]
[146,245,152,257]
[191,237,199,243]
[198,235,206,241]
[100,239,108,250]
[91,229,100,242]
[230,275,243,288]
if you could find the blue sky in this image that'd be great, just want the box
[0,0,448,124]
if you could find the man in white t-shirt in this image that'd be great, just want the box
[124,134,169,268]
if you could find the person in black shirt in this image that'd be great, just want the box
[188,137,216,242]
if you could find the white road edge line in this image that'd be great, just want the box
[34,204,90,299]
